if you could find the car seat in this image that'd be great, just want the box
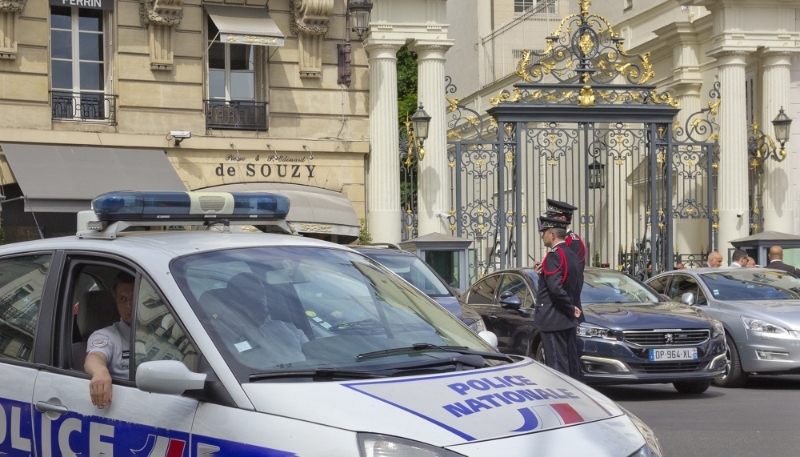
[72,290,119,370]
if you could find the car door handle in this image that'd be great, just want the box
[487,314,498,320]
[36,401,68,415]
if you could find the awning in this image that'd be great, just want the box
[206,5,285,47]
[0,144,186,213]
[200,182,360,240]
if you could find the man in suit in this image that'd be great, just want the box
[706,252,722,268]
[730,249,748,268]
[533,216,582,379]
[543,199,586,324]
[767,246,800,277]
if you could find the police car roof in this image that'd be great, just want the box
[0,231,351,259]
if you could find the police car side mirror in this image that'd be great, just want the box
[478,330,498,349]
[136,360,207,395]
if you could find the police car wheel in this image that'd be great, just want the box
[672,380,711,394]
[712,333,748,388]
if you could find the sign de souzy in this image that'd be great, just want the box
[50,0,115,10]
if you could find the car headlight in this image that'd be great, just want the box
[358,434,465,457]
[577,323,617,340]
[741,317,788,335]
[711,319,725,337]
[618,407,663,457]
[466,317,486,333]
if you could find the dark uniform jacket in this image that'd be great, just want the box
[768,260,800,277]
[565,230,586,323]
[535,242,580,332]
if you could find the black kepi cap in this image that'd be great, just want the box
[545,199,577,222]
[538,216,570,232]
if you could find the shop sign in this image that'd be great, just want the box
[50,0,115,11]
[215,154,315,180]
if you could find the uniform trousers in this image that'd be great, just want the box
[541,327,581,379]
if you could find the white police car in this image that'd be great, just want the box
[0,191,662,456]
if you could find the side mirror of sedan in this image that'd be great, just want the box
[681,292,695,306]
[478,330,498,349]
[499,294,523,310]
[136,360,207,395]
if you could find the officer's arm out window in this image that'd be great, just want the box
[0,255,51,363]
[134,278,198,372]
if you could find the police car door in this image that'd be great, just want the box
[0,253,56,455]
[32,257,199,456]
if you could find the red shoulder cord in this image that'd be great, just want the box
[542,246,568,283]
[566,233,587,264]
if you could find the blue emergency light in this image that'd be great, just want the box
[91,191,290,222]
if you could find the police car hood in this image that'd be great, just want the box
[241,360,625,447]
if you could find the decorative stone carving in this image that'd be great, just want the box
[290,0,335,78]
[0,0,26,14]
[139,0,185,28]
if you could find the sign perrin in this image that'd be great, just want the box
[50,0,115,11]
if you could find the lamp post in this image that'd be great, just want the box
[403,103,431,161]
[772,106,792,157]
[338,0,373,87]
[587,160,606,189]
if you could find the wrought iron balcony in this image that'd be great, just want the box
[205,100,268,131]
[51,92,117,123]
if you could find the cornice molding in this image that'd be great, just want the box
[290,0,335,36]
[0,0,26,13]
[139,0,185,27]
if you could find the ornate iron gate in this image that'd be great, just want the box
[443,0,720,278]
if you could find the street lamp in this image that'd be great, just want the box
[348,0,373,41]
[403,104,432,162]
[411,104,431,143]
[338,1,373,87]
[588,160,606,189]
[772,106,792,157]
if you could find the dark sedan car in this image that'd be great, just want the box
[462,268,728,393]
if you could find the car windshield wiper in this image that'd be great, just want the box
[249,369,388,381]
[388,354,488,371]
[356,343,513,362]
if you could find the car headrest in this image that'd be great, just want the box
[226,272,268,323]
[77,290,119,340]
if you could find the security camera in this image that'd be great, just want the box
[737,211,744,217]
[169,131,191,139]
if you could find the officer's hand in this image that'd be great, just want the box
[574,307,582,318]
[533,262,543,274]
[90,371,113,409]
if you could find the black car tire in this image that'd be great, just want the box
[712,334,748,388]
[534,341,546,365]
[672,380,711,394]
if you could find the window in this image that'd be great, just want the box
[647,276,670,295]
[50,6,110,121]
[134,278,198,372]
[515,0,556,15]
[0,254,52,363]
[498,275,533,308]
[667,275,707,305]
[208,17,255,102]
[467,275,501,305]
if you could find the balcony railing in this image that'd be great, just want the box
[205,100,268,131]
[51,91,117,124]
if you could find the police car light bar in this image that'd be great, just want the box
[77,191,294,239]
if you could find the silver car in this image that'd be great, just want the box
[647,268,800,387]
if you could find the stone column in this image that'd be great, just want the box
[714,51,750,255]
[365,42,403,243]
[760,51,795,234]
[413,42,452,236]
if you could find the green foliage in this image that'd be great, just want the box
[397,45,418,126]
[358,218,373,245]
[0,219,6,245]
[594,251,601,267]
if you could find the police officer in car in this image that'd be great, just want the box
[533,217,582,379]
[85,271,134,409]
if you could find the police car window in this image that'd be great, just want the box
[0,254,51,363]
[134,278,198,372]
[170,247,496,382]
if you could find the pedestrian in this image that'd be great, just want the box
[532,216,582,379]
[543,199,586,324]
[706,252,722,268]
[675,262,685,270]
[745,257,757,268]
[730,249,748,267]
[766,246,800,277]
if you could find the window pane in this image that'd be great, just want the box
[230,73,254,100]
[80,62,104,90]
[79,32,103,61]
[207,16,219,40]
[208,42,225,70]
[50,6,72,29]
[134,279,198,372]
[209,70,225,98]
[51,30,72,59]
[52,60,74,89]
[78,8,103,32]
[229,45,254,71]
[0,255,52,363]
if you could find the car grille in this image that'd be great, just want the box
[629,362,703,374]
[623,330,710,347]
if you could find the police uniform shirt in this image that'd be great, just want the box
[87,320,131,378]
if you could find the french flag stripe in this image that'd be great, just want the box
[166,439,186,457]
[550,403,584,425]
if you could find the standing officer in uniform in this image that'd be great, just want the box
[533,217,582,378]
[543,199,586,324]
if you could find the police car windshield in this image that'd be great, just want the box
[170,247,496,382]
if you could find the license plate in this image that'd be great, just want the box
[648,348,698,361]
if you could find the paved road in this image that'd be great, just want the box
[596,376,800,457]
